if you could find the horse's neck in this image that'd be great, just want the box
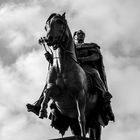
[53,38,77,73]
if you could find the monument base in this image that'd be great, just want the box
[49,136,93,140]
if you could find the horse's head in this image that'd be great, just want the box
[45,13,69,49]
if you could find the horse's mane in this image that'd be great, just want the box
[46,13,67,25]
[46,13,57,23]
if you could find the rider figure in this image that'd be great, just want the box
[73,30,115,123]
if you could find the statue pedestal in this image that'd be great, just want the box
[50,136,93,140]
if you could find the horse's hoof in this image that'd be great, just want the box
[26,103,40,115]
[39,115,44,119]
[26,104,34,112]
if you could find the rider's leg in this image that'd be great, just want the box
[76,91,86,137]
[90,68,115,122]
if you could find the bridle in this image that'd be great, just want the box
[39,14,78,65]
[46,15,67,47]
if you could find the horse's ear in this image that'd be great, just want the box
[62,12,66,19]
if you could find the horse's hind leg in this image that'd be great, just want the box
[76,91,86,137]
[69,118,81,136]
[95,123,102,140]
[89,123,102,140]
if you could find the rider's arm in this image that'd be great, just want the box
[78,47,101,62]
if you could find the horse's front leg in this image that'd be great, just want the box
[39,88,50,119]
[76,90,86,137]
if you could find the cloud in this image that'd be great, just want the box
[0,3,42,42]
[0,49,52,140]
[0,2,47,65]
[0,0,140,140]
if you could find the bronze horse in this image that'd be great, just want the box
[39,13,102,140]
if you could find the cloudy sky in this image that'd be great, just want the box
[0,0,140,140]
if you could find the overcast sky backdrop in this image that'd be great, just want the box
[0,0,140,140]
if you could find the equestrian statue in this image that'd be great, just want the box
[26,13,115,140]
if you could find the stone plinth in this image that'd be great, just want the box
[49,136,93,140]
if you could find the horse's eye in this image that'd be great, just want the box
[45,26,47,31]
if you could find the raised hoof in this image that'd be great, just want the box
[26,104,33,112]
[26,103,40,115]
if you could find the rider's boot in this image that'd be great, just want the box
[104,92,115,122]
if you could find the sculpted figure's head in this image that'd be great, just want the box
[73,30,85,44]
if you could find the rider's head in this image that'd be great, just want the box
[73,30,85,44]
